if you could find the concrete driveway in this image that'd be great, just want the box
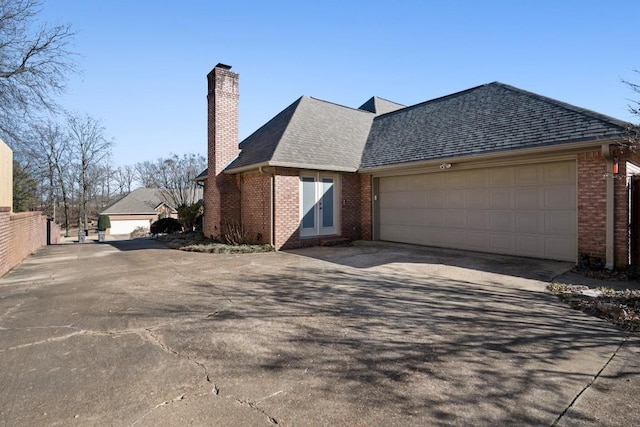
[0,240,638,426]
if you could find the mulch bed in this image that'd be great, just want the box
[548,282,640,332]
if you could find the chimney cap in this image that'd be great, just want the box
[215,63,232,70]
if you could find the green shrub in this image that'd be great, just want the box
[177,201,203,231]
[150,217,182,235]
[97,214,111,230]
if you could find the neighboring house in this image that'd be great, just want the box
[200,63,640,268]
[101,188,202,235]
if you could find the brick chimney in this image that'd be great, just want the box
[203,63,240,239]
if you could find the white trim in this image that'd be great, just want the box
[299,172,340,237]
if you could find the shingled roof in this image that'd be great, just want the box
[226,96,374,173]
[360,82,629,169]
[101,188,168,215]
[358,96,405,116]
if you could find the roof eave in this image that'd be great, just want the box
[359,138,622,174]
[225,160,358,174]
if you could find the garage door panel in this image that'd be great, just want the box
[490,189,512,209]
[445,172,466,188]
[490,168,514,186]
[411,191,427,208]
[490,212,514,232]
[446,190,465,208]
[545,187,575,210]
[378,161,577,261]
[424,210,445,227]
[466,170,489,187]
[515,165,542,185]
[467,190,489,209]
[490,234,515,252]
[466,211,488,230]
[545,162,576,184]
[545,237,576,261]
[467,232,490,249]
[515,212,542,233]
[516,235,544,256]
[515,188,543,209]
[544,212,575,234]
[445,210,466,228]
[447,230,467,246]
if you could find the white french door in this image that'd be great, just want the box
[300,173,339,237]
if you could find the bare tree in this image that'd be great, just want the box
[27,120,73,233]
[135,160,162,188]
[114,164,136,195]
[622,71,640,150]
[156,153,206,208]
[67,113,113,232]
[0,0,76,148]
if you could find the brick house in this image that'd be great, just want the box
[101,188,202,235]
[200,63,640,268]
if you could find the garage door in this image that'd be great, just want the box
[377,161,576,261]
[109,220,151,235]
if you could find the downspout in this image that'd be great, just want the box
[259,166,275,247]
[602,144,614,269]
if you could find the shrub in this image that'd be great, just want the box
[220,221,260,245]
[130,226,150,239]
[150,217,182,235]
[97,214,111,231]
[177,201,203,231]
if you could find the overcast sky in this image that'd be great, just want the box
[40,0,640,166]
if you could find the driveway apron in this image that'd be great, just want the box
[0,240,637,426]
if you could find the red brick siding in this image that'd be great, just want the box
[359,174,372,241]
[240,171,271,244]
[273,169,301,250]
[577,149,639,267]
[271,169,371,250]
[614,150,640,266]
[577,151,607,262]
[203,66,240,239]
[0,209,55,277]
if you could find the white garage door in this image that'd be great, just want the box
[109,220,151,235]
[378,161,576,261]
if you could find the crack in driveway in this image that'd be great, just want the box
[551,335,629,426]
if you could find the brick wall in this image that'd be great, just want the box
[577,149,639,267]
[0,208,55,277]
[577,151,607,262]
[274,169,301,249]
[271,169,371,250]
[240,171,271,244]
[203,64,240,239]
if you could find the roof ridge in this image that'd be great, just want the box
[373,83,490,119]
[493,82,629,128]
[372,95,405,107]
[270,96,306,161]
[307,96,376,115]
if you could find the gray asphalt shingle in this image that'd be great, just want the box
[360,82,628,169]
[227,96,374,172]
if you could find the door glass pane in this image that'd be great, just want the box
[321,178,334,227]
[302,177,316,229]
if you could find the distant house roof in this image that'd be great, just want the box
[101,187,203,215]
[101,188,170,215]
[226,96,375,173]
[360,82,629,169]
